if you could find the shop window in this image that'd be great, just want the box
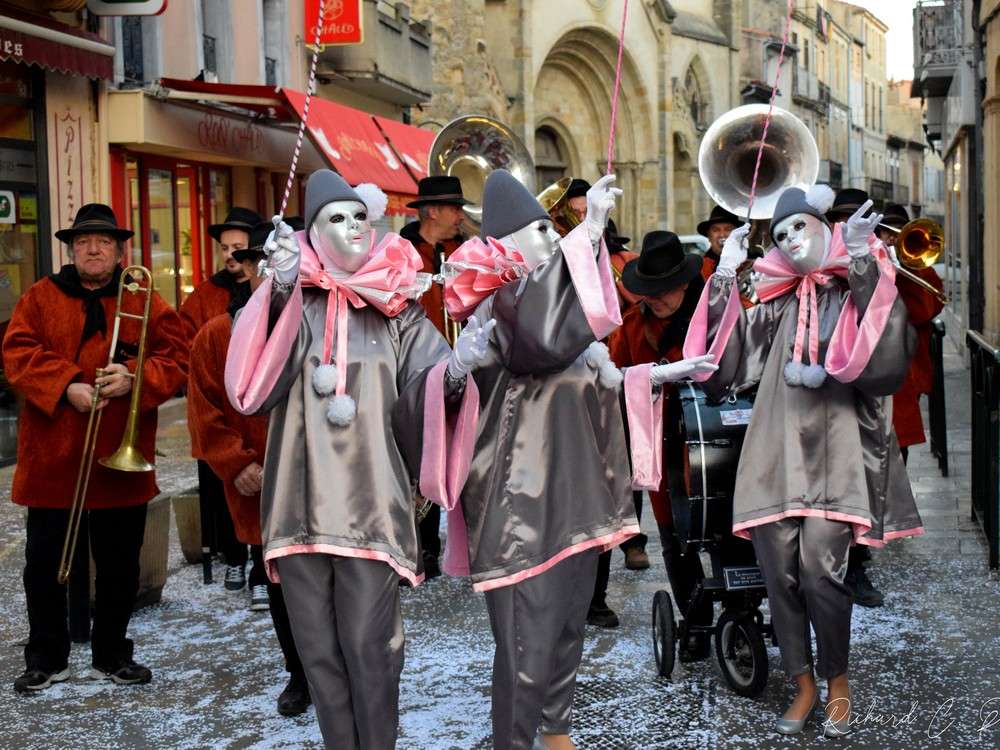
[534,127,567,189]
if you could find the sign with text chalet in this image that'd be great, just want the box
[305,0,364,48]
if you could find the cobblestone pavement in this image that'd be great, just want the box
[2,340,999,750]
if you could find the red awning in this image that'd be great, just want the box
[157,78,430,200]
[0,5,115,80]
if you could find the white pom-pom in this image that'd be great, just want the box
[784,360,805,387]
[584,341,610,369]
[326,394,357,426]
[312,364,338,396]
[353,183,388,223]
[598,360,624,389]
[804,184,836,214]
[801,363,827,389]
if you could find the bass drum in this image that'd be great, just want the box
[665,383,755,550]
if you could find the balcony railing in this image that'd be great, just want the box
[893,183,910,206]
[867,178,893,204]
[912,0,963,97]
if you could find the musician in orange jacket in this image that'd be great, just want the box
[187,226,309,716]
[607,230,713,660]
[3,204,187,693]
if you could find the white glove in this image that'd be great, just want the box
[650,354,718,386]
[584,174,623,242]
[266,216,300,284]
[841,200,883,259]
[447,315,497,379]
[716,223,751,277]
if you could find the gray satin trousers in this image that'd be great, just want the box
[276,553,404,750]
[751,516,853,680]
[484,549,599,750]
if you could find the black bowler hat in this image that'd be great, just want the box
[881,203,909,229]
[606,217,631,251]
[564,178,591,200]
[697,205,740,237]
[55,203,133,243]
[232,221,272,263]
[621,231,704,297]
[208,206,263,242]
[406,176,470,208]
[827,188,871,220]
[284,215,305,232]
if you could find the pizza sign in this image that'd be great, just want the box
[304,0,364,48]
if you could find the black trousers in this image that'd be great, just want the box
[267,579,304,676]
[23,504,147,672]
[198,459,246,566]
[418,502,441,560]
[619,491,648,552]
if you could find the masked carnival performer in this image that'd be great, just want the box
[401,170,716,750]
[224,170,487,749]
[186,222,310,717]
[683,185,924,737]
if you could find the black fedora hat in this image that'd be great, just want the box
[232,221,273,263]
[55,203,133,243]
[606,217,631,250]
[406,176,470,208]
[564,178,591,200]
[697,205,740,237]
[621,231,703,297]
[827,188,870,220]
[208,206,263,242]
[881,203,909,228]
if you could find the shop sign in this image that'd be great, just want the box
[304,0,363,47]
[0,147,35,184]
[197,112,265,158]
[54,109,85,237]
[0,35,25,61]
[0,191,14,224]
[87,0,169,15]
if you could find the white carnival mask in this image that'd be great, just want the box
[500,218,561,271]
[309,199,372,273]
[771,212,832,274]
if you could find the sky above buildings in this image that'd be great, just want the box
[848,0,918,81]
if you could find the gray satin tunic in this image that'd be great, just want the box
[459,251,638,588]
[699,256,922,542]
[257,286,450,579]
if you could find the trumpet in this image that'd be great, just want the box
[878,218,947,304]
[57,265,155,585]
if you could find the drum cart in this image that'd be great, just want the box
[651,383,773,698]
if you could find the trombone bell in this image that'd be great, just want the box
[99,443,154,473]
[895,218,943,270]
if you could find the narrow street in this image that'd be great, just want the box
[1,340,997,750]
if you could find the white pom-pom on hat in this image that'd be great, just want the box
[598,360,624,389]
[804,184,836,215]
[584,341,611,369]
[312,364,338,396]
[353,183,388,223]
[326,394,357,426]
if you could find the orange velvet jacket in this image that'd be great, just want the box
[400,221,463,337]
[179,273,239,343]
[3,277,188,508]
[608,304,684,526]
[187,312,267,544]
[893,267,944,448]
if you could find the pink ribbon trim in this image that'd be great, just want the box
[472,525,641,591]
[682,274,743,382]
[734,507,924,548]
[225,280,304,414]
[558,223,623,340]
[263,543,424,587]
[624,364,663,491]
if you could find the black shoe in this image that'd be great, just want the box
[224,563,247,591]
[13,667,70,694]
[586,603,620,628]
[678,633,712,663]
[88,660,153,685]
[846,567,884,608]
[422,554,441,580]
[277,673,311,716]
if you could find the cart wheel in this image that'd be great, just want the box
[715,610,768,697]
[652,590,676,678]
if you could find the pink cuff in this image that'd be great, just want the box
[683,276,742,381]
[559,223,623,340]
[624,364,663,491]
[825,259,899,383]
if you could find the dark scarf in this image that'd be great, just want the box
[226,281,253,318]
[209,268,243,291]
[49,264,123,350]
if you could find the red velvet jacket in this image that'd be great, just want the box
[893,267,944,448]
[608,304,684,526]
[179,273,238,343]
[400,221,463,337]
[187,312,267,544]
[3,277,188,508]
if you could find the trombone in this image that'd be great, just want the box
[878,218,948,304]
[57,265,156,585]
